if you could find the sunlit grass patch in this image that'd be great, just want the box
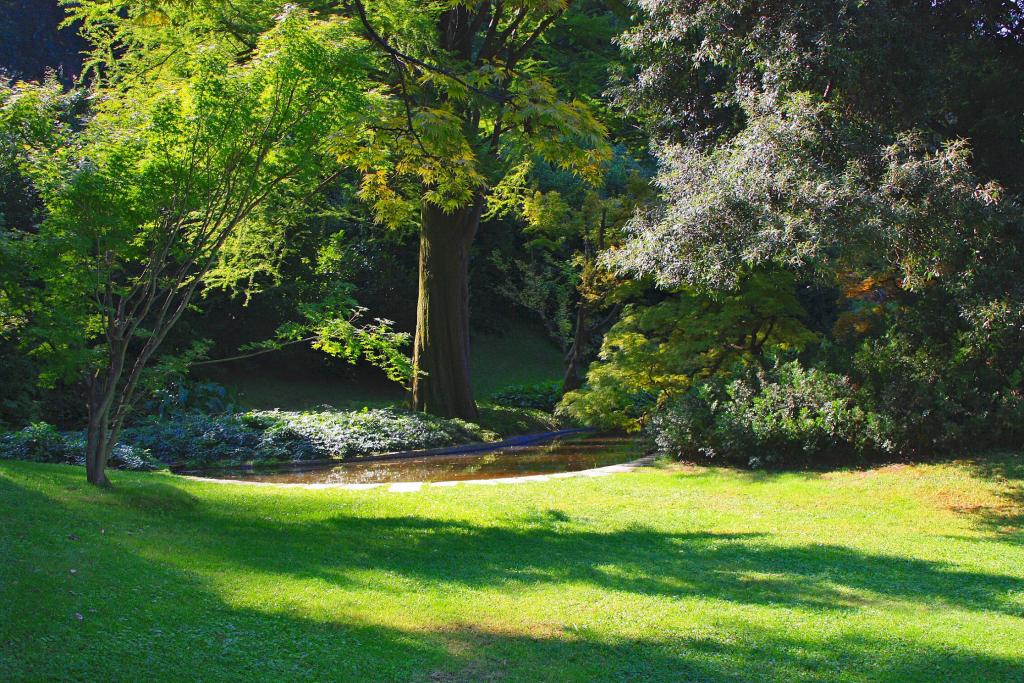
[2,453,1022,681]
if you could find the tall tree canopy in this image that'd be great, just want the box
[613,0,1024,292]
[570,0,1024,457]
[70,0,611,420]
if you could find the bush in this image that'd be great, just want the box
[141,380,237,421]
[0,422,157,470]
[0,422,72,462]
[489,380,563,412]
[113,407,491,467]
[1,407,496,470]
[850,335,1024,455]
[120,413,271,466]
[650,361,895,469]
[244,407,490,460]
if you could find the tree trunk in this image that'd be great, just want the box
[85,393,112,487]
[83,337,129,487]
[411,198,482,421]
[562,299,590,394]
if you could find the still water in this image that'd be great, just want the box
[184,434,637,485]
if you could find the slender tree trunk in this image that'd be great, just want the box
[83,335,129,487]
[411,198,482,420]
[85,387,112,487]
[562,299,590,394]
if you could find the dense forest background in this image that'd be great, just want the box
[2,1,1023,482]
[0,0,604,416]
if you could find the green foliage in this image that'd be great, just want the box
[141,379,237,421]
[474,403,562,436]
[650,360,895,469]
[489,380,563,412]
[118,412,313,466]
[614,93,1012,292]
[0,421,68,462]
[242,407,490,461]
[0,406,495,470]
[597,0,1024,465]
[237,0,615,224]
[0,421,156,469]
[851,333,1024,456]
[559,269,816,430]
[8,7,375,379]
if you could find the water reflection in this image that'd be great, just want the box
[187,434,637,485]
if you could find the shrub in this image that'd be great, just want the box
[120,413,269,466]
[112,407,491,467]
[141,380,237,421]
[650,361,895,468]
[0,422,71,462]
[245,407,489,460]
[850,335,1024,455]
[0,422,156,470]
[489,380,563,412]
[1,407,499,470]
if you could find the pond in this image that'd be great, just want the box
[182,433,638,485]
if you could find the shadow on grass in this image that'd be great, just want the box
[177,508,1024,618]
[3,464,1023,682]
[965,453,1024,545]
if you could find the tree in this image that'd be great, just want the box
[488,160,651,393]
[70,0,611,420]
[16,8,375,484]
[602,0,1024,454]
[347,0,611,419]
[612,0,1024,292]
[558,269,816,430]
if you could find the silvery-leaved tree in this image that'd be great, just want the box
[612,0,1024,293]
[73,0,612,420]
[22,7,379,485]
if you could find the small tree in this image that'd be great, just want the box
[21,9,371,485]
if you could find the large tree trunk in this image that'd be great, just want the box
[411,198,482,421]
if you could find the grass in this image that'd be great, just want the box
[2,454,1022,682]
[469,328,566,398]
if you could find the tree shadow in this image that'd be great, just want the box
[3,466,1024,681]
[165,501,1024,618]
[964,453,1024,545]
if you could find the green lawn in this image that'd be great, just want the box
[2,455,1022,682]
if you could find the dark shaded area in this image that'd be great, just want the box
[0,0,84,84]
[177,512,1024,618]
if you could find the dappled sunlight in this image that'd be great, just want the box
[4,0,1024,679]
[4,458,1024,681]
